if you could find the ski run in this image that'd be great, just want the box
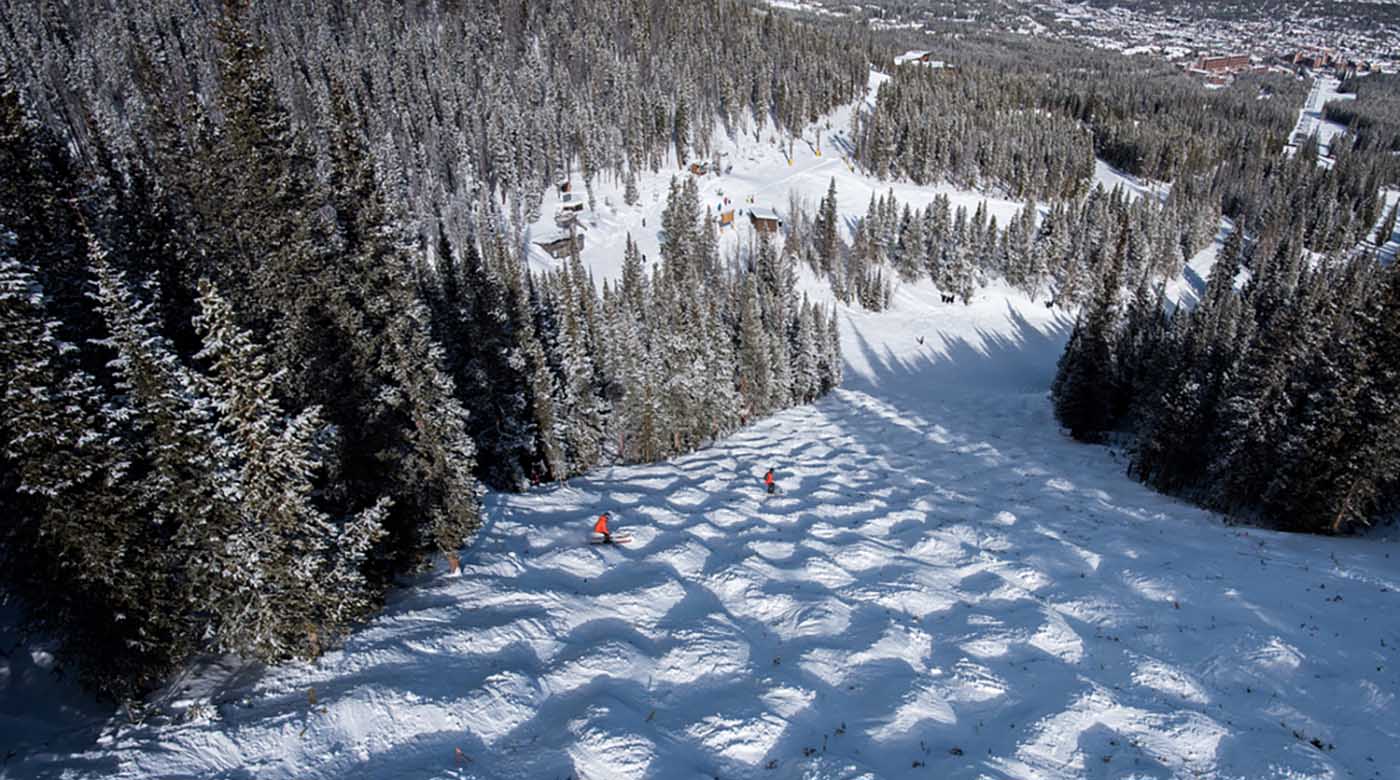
[4,68,1399,780]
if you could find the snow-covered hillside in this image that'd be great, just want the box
[524,69,1029,287]
[4,69,1399,780]
[8,280,1398,780]
[1286,76,1357,167]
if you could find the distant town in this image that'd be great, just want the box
[771,0,1399,84]
[1029,0,1396,79]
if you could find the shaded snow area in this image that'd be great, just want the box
[1365,187,1400,265]
[1285,76,1356,167]
[1091,159,1168,205]
[6,67,1400,780]
[7,284,1399,780]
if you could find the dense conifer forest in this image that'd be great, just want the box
[821,31,1400,534]
[0,0,848,698]
[1051,204,1400,535]
[1330,73,1400,153]
[2,0,1397,707]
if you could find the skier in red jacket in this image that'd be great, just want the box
[592,512,613,544]
[764,468,777,495]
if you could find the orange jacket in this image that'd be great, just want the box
[764,470,774,486]
[593,514,610,534]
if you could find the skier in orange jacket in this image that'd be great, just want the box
[592,512,613,544]
[764,468,776,495]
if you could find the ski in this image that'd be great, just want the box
[589,534,633,545]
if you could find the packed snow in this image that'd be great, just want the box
[894,51,948,68]
[526,68,1024,287]
[4,67,1399,780]
[1285,75,1357,165]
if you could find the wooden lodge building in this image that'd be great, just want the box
[749,207,783,234]
[535,230,585,259]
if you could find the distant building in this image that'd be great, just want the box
[749,207,783,234]
[535,230,585,259]
[1196,54,1250,73]
[1280,48,1370,78]
[720,209,735,227]
[554,200,585,227]
[894,50,948,69]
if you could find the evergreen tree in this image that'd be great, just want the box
[192,279,386,658]
[737,273,771,419]
[1,239,176,697]
[624,167,640,207]
[1051,240,1124,441]
[818,177,840,275]
[1373,199,1398,246]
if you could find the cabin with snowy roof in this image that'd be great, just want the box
[749,207,783,234]
[536,230,585,259]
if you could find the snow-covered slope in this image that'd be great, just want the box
[1286,76,1357,167]
[6,69,1400,780]
[525,69,1027,287]
[7,281,1399,780]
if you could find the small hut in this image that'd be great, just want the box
[535,231,585,259]
[720,209,735,227]
[749,207,783,234]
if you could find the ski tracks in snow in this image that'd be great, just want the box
[11,287,1400,780]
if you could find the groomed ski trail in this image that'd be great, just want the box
[13,282,1399,780]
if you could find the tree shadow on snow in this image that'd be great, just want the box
[842,302,1075,405]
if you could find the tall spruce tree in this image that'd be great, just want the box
[192,279,387,658]
[1051,239,1124,441]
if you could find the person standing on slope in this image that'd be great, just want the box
[764,468,777,495]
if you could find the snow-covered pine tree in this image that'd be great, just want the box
[624,166,640,207]
[944,207,975,304]
[896,203,925,282]
[2,240,179,697]
[423,227,535,489]
[754,234,794,410]
[555,255,606,470]
[823,306,843,391]
[0,72,96,349]
[193,279,386,659]
[737,272,772,420]
[1373,199,1398,246]
[818,177,840,275]
[488,225,564,482]
[1112,275,1167,423]
[792,297,821,403]
[1208,281,1313,517]
[1051,238,1124,441]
